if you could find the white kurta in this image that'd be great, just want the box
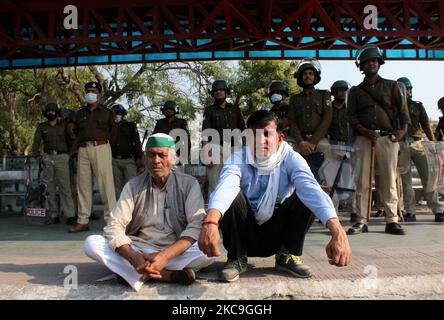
[84,175,215,291]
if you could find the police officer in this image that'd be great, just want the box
[396,77,444,223]
[110,104,143,199]
[347,45,410,235]
[288,58,332,180]
[153,101,190,163]
[329,81,353,144]
[327,80,359,222]
[435,97,444,141]
[268,80,291,138]
[32,102,76,225]
[202,80,246,197]
[61,108,80,219]
[68,81,116,233]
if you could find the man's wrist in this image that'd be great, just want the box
[326,218,344,237]
[205,209,222,222]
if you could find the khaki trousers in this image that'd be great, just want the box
[401,140,442,214]
[112,158,137,199]
[77,143,116,224]
[42,153,75,219]
[354,136,400,224]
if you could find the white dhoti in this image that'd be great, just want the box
[84,235,215,292]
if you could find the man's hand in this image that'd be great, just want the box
[116,245,161,280]
[325,218,352,267]
[198,209,222,257]
[142,252,169,274]
[298,141,315,156]
[357,124,379,142]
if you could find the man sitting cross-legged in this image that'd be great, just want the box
[84,133,215,291]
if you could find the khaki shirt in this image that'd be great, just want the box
[329,102,352,142]
[407,99,433,138]
[288,88,332,145]
[32,119,70,155]
[202,102,246,145]
[111,120,142,160]
[347,76,410,132]
[74,105,116,143]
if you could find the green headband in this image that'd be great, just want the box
[145,135,175,149]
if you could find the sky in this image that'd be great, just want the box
[317,60,444,121]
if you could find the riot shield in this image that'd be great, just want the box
[319,143,356,202]
[23,157,48,225]
[422,141,444,192]
[397,140,412,175]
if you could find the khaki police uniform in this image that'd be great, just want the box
[325,101,357,212]
[32,119,75,220]
[400,100,442,214]
[288,88,332,151]
[111,120,143,198]
[75,105,116,224]
[202,101,246,197]
[347,76,410,223]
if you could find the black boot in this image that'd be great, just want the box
[385,222,405,235]
[403,213,416,222]
[435,213,444,222]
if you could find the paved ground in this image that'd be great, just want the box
[1,209,444,299]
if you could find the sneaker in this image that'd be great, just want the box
[275,252,312,278]
[218,257,248,282]
[435,213,444,222]
[385,222,405,235]
[403,213,416,222]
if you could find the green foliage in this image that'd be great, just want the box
[233,60,300,115]
[0,60,300,153]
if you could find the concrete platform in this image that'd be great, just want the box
[1,210,444,300]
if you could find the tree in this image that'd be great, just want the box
[232,60,301,116]
[0,60,301,154]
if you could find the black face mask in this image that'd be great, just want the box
[45,114,57,121]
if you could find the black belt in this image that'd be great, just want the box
[357,130,392,137]
[411,136,422,141]
[113,155,132,160]
[45,150,67,155]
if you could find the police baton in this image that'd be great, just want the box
[367,140,376,222]
[141,129,149,147]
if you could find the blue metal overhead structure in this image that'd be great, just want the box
[0,0,443,69]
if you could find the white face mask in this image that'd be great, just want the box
[85,92,98,104]
[115,115,123,123]
[270,93,283,103]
